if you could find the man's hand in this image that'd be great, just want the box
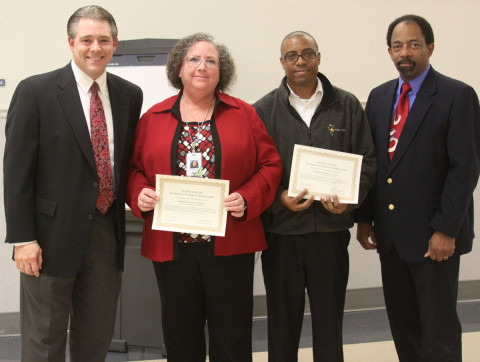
[356,222,377,250]
[281,189,314,212]
[138,188,159,212]
[424,231,455,262]
[320,195,348,214]
[14,243,43,277]
[224,192,246,218]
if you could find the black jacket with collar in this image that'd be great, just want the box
[254,72,376,235]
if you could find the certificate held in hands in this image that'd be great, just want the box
[152,175,229,236]
[288,144,363,204]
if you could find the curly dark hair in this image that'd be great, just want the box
[166,33,236,92]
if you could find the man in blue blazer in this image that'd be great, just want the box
[4,6,143,361]
[355,14,480,361]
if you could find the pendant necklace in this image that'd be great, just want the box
[181,97,214,177]
[181,97,214,151]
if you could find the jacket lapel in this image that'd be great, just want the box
[56,65,96,172]
[108,75,130,190]
[378,82,397,168]
[389,68,436,171]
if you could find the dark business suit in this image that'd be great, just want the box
[4,63,143,360]
[356,67,480,361]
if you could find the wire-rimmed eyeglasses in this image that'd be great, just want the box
[184,56,219,68]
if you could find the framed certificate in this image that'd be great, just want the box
[288,144,363,204]
[152,175,229,236]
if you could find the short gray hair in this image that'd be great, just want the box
[67,5,118,39]
[166,33,236,92]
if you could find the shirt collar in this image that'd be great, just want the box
[397,64,431,96]
[70,60,108,94]
[287,76,323,102]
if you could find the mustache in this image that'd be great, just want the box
[293,67,310,71]
[396,59,416,67]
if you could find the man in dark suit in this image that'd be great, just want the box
[355,14,480,361]
[4,5,142,361]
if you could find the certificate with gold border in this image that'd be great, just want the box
[288,145,363,204]
[152,175,229,236]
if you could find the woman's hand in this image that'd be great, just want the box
[138,188,159,212]
[224,192,246,218]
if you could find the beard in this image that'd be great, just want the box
[395,59,417,79]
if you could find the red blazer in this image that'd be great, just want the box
[127,91,282,261]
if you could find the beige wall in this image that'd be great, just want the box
[1,0,480,312]
[2,0,480,107]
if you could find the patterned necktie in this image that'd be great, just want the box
[388,81,412,161]
[90,81,114,214]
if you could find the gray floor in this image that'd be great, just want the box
[0,300,478,361]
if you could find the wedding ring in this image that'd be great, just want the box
[443,255,448,260]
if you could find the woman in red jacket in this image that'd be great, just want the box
[126,33,282,361]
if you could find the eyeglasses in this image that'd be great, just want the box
[184,56,219,68]
[282,49,317,63]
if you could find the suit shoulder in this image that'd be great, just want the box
[369,79,397,95]
[17,67,64,87]
[10,68,70,104]
[434,71,476,92]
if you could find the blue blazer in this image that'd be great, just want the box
[356,67,480,262]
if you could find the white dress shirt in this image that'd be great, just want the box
[287,77,324,127]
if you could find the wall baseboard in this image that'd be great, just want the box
[2,280,478,338]
[0,312,20,336]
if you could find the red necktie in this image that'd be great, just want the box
[388,82,412,161]
[90,81,114,214]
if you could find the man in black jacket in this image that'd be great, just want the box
[254,31,376,362]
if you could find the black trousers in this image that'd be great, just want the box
[20,208,122,362]
[380,247,462,362]
[153,243,255,362]
[262,231,350,362]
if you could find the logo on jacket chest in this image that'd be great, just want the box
[327,123,346,136]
